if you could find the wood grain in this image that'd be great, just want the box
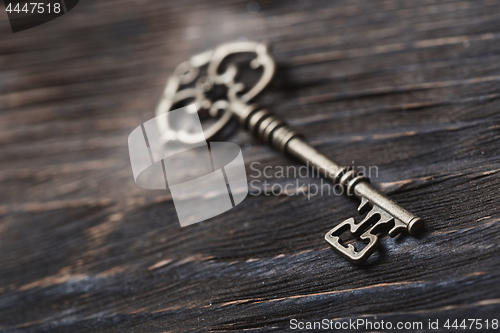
[0,0,499,331]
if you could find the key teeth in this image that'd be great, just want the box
[347,244,356,253]
[325,201,410,263]
[388,220,407,237]
[360,202,406,238]
[324,216,379,264]
[358,197,370,213]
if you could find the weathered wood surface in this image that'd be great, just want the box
[1,0,499,331]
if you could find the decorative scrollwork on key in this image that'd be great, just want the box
[155,41,276,144]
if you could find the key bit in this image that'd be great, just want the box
[325,197,422,263]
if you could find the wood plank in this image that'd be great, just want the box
[0,0,499,331]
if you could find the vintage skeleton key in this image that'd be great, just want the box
[158,41,424,263]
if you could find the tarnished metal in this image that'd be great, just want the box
[158,41,424,264]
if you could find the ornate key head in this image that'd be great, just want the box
[155,41,276,144]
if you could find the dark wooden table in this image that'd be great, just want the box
[1,0,499,331]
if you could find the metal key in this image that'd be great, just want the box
[157,41,424,264]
